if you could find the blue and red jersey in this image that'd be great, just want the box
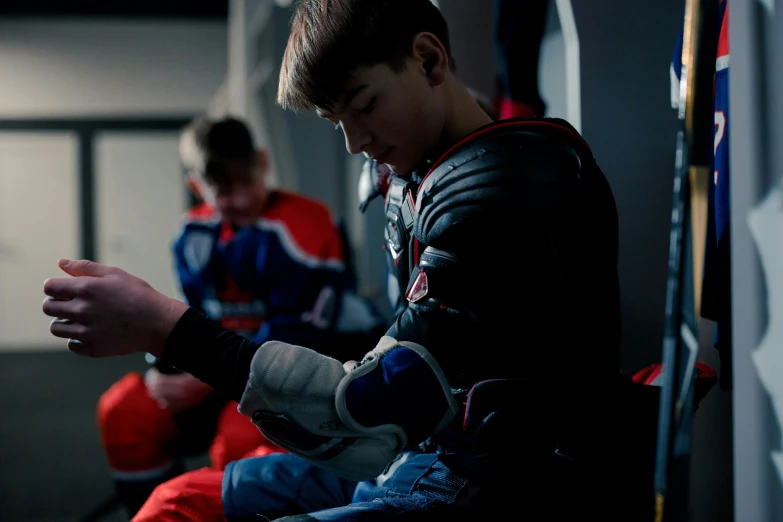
[172,190,351,347]
[671,0,731,386]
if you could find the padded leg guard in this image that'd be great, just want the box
[116,460,185,518]
[131,466,225,522]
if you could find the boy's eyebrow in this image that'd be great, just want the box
[344,84,368,105]
[317,85,369,119]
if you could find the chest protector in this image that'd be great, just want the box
[370,117,604,317]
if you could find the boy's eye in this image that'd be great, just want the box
[358,97,376,114]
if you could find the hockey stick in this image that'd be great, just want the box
[653,0,719,520]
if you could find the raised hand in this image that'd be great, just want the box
[42,259,189,359]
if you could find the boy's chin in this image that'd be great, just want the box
[386,162,409,177]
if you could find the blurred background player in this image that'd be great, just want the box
[96,116,385,517]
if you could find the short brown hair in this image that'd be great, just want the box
[277,0,455,112]
[188,117,257,183]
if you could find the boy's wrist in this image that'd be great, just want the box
[149,296,190,359]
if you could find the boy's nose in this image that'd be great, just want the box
[230,192,251,211]
[342,121,371,155]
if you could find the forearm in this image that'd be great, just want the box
[161,307,260,402]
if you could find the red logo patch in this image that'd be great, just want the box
[405,268,429,303]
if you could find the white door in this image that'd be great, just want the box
[0,132,80,351]
[94,131,187,302]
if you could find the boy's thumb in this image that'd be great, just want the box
[58,259,116,277]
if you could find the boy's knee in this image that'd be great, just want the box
[208,402,274,470]
[96,372,179,470]
[97,372,149,432]
[132,468,225,522]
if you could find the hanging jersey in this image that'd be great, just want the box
[713,2,729,244]
[671,0,731,388]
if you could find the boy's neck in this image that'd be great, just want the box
[430,81,494,165]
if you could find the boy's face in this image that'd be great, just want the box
[194,159,269,227]
[318,60,446,176]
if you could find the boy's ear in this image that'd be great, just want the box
[256,149,270,175]
[411,32,448,87]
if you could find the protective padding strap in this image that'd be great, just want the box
[336,336,459,450]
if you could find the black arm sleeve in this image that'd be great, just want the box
[162,307,261,402]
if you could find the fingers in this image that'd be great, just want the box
[67,339,99,358]
[43,276,90,300]
[57,258,119,278]
[51,319,98,357]
[49,316,87,339]
[42,296,89,322]
[45,259,121,299]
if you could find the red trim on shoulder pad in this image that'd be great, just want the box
[409,118,591,266]
[412,238,421,268]
[263,191,345,262]
[422,118,593,186]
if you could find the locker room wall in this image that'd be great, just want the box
[0,132,80,350]
[438,0,571,123]
[0,18,227,351]
[0,19,226,117]
[730,1,783,521]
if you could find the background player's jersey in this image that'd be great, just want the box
[671,0,731,388]
[172,190,358,350]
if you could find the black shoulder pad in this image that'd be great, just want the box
[413,127,584,251]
